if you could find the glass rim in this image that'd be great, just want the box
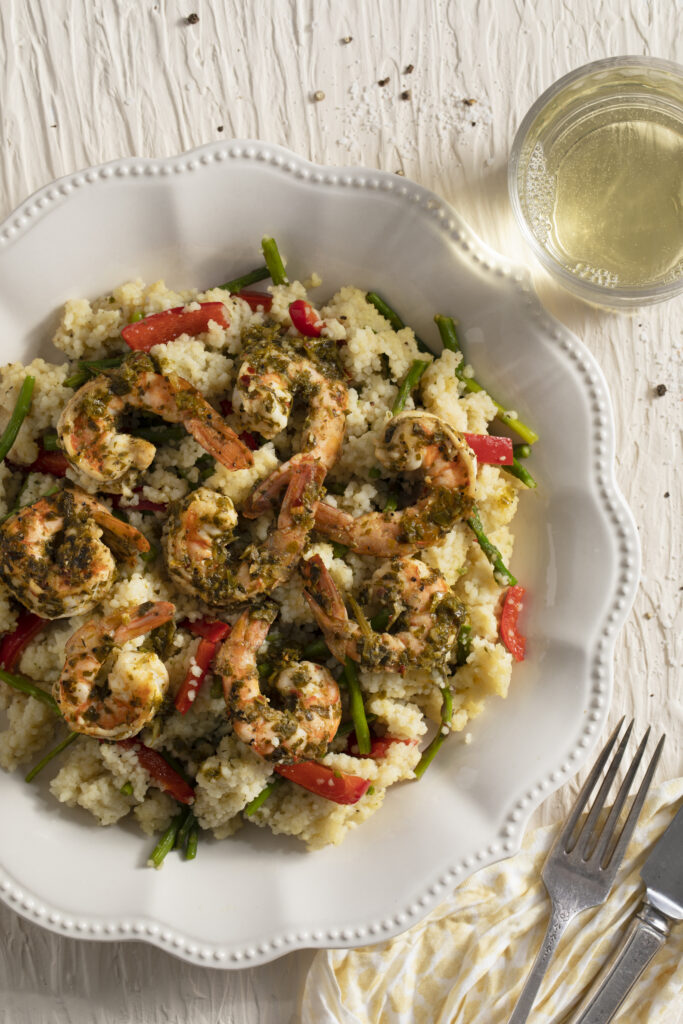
[508,55,683,305]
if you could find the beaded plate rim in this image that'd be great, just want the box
[0,140,640,968]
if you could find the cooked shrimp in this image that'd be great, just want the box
[300,553,466,674]
[313,412,476,555]
[0,486,150,619]
[215,604,341,761]
[56,601,175,739]
[57,351,252,485]
[163,458,325,605]
[234,328,348,518]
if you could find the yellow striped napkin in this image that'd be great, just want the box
[300,779,683,1024]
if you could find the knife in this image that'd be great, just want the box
[566,801,683,1023]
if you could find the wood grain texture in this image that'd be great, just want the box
[0,1,680,1021]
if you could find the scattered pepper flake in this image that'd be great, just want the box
[312,90,326,102]
[404,64,414,74]
[400,89,411,101]
[341,35,353,44]
[186,12,199,24]
[217,125,224,132]
[655,383,667,396]
[395,169,405,176]
[378,77,390,87]
[463,98,476,106]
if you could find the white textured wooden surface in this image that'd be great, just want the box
[0,1,680,1022]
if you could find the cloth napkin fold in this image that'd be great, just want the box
[299,779,683,1024]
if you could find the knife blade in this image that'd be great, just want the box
[565,802,683,1024]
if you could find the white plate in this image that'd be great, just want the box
[0,141,639,968]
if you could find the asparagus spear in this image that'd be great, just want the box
[342,657,371,755]
[244,776,283,816]
[434,315,539,444]
[466,505,517,586]
[366,292,431,354]
[0,668,61,714]
[261,237,288,286]
[220,266,270,292]
[414,686,453,778]
[149,809,190,868]
[392,359,430,415]
[25,731,79,783]
[0,376,35,462]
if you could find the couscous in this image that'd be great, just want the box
[0,239,531,859]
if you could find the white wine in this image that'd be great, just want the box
[547,118,682,288]
[512,59,683,304]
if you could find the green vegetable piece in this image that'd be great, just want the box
[149,809,188,868]
[257,661,273,680]
[0,668,61,714]
[392,359,429,415]
[384,494,398,513]
[504,458,538,489]
[342,657,371,755]
[414,685,453,779]
[434,314,539,445]
[301,637,330,661]
[325,480,346,496]
[370,608,390,633]
[128,312,144,323]
[133,424,186,445]
[139,542,158,564]
[261,237,288,286]
[331,541,349,559]
[513,443,531,459]
[220,266,270,292]
[175,809,196,851]
[365,292,430,353]
[120,781,134,796]
[185,823,199,860]
[210,677,223,699]
[244,776,283,816]
[41,431,60,451]
[368,467,382,479]
[456,624,472,667]
[25,730,78,783]
[0,376,35,462]
[466,505,517,586]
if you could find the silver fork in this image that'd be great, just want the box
[507,719,665,1024]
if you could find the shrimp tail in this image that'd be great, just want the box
[111,601,176,645]
[300,554,352,664]
[89,503,151,561]
[242,460,295,518]
[186,415,253,472]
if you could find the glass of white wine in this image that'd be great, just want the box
[508,57,683,309]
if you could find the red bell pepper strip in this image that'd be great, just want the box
[239,431,259,451]
[7,449,70,478]
[289,299,323,338]
[463,433,514,465]
[179,618,231,643]
[235,290,273,313]
[0,611,47,672]
[110,492,168,513]
[118,738,195,804]
[500,585,526,662]
[346,732,417,759]
[175,620,231,714]
[121,302,229,352]
[274,761,371,804]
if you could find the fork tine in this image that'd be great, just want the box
[569,719,633,856]
[577,716,634,860]
[556,717,624,852]
[590,727,651,864]
[600,732,666,870]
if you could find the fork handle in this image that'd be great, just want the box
[507,902,577,1024]
[565,902,670,1023]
